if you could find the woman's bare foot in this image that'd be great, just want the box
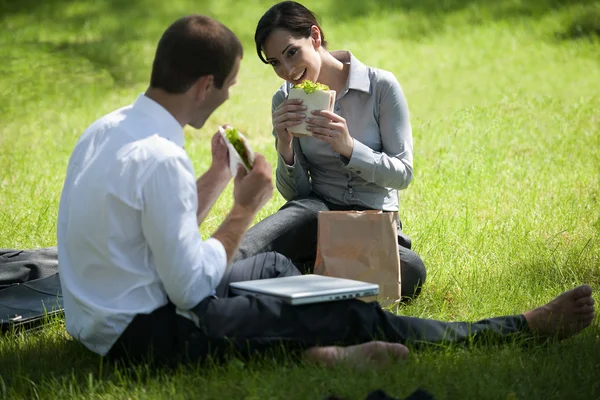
[523,284,595,339]
[303,341,409,368]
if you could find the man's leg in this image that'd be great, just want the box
[186,285,594,365]
[233,197,329,272]
[107,252,299,367]
[193,297,524,354]
[109,284,593,367]
[215,252,301,298]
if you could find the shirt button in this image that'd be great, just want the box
[349,188,354,194]
[335,105,341,112]
[356,170,361,175]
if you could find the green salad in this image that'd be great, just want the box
[292,80,329,94]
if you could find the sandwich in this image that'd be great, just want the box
[219,125,255,176]
[287,80,336,136]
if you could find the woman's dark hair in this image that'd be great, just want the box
[150,15,243,93]
[254,1,327,64]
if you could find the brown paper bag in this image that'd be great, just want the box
[313,210,401,304]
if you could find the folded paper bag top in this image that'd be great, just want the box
[287,80,336,136]
[218,125,255,177]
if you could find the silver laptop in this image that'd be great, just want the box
[229,274,379,305]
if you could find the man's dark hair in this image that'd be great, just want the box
[150,15,243,93]
[255,1,327,64]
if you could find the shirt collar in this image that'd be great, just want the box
[132,94,185,148]
[331,50,371,94]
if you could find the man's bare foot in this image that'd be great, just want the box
[523,284,595,340]
[303,341,409,368]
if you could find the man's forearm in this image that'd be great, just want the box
[211,204,256,264]
[196,166,230,225]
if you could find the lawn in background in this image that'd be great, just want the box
[0,0,599,398]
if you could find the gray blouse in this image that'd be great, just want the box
[273,51,414,212]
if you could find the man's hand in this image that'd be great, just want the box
[232,153,273,214]
[195,129,233,225]
[207,127,233,183]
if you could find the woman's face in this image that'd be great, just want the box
[262,27,322,85]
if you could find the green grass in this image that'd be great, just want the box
[1,0,600,398]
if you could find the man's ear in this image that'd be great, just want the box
[310,25,322,49]
[193,75,214,102]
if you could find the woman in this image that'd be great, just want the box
[234,1,426,300]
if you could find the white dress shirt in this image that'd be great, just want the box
[57,94,227,356]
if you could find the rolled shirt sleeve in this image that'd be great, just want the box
[140,154,227,310]
[344,71,414,190]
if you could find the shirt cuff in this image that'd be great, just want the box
[344,139,375,176]
[278,152,297,175]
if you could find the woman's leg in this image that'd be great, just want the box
[233,197,329,272]
[398,245,427,300]
[396,214,426,301]
[215,252,301,298]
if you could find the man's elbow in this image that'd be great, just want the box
[164,276,219,310]
[167,288,204,310]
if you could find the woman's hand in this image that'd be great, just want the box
[306,110,354,159]
[272,99,306,164]
[272,99,306,147]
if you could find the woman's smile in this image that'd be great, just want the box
[290,68,307,84]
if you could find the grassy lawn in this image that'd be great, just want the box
[1,0,599,398]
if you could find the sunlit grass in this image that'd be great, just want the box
[0,0,599,398]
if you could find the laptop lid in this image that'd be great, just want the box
[229,274,379,305]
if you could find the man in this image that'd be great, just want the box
[57,15,595,367]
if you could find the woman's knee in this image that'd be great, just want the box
[399,251,426,300]
[280,197,329,221]
[268,251,302,278]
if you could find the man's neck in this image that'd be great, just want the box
[144,87,188,127]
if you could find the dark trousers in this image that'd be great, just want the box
[107,252,528,367]
[234,196,427,299]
